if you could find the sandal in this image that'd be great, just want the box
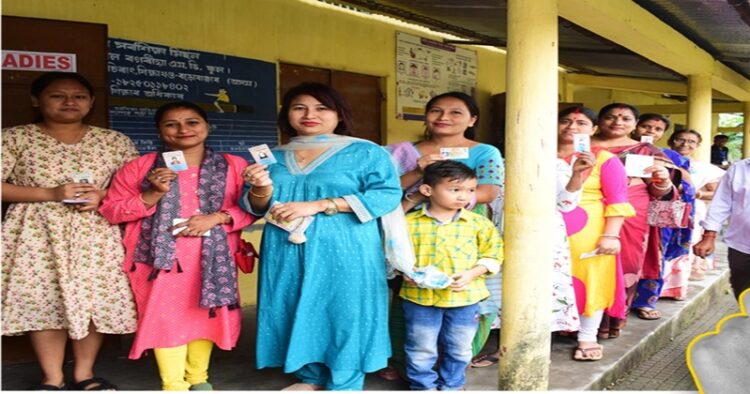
[470,352,499,368]
[72,377,117,391]
[573,344,603,361]
[608,328,621,339]
[377,366,401,381]
[28,383,67,390]
[636,308,662,320]
[189,382,214,391]
[281,383,324,391]
[597,328,610,340]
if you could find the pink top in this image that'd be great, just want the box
[99,152,255,358]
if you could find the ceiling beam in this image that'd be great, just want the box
[637,103,744,114]
[565,74,686,95]
[559,0,750,101]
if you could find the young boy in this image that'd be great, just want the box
[400,160,504,391]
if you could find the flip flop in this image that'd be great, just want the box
[470,353,499,368]
[28,383,68,390]
[636,308,662,320]
[72,377,117,391]
[573,344,603,361]
[377,366,402,381]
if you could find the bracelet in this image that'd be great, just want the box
[600,234,620,239]
[651,181,672,190]
[249,187,273,198]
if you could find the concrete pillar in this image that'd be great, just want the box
[744,102,750,159]
[687,74,712,161]
[500,0,557,390]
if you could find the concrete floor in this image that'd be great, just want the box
[2,246,731,391]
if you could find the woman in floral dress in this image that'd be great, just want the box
[2,72,138,390]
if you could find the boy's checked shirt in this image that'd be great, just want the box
[400,206,504,307]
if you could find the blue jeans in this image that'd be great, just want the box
[402,300,479,390]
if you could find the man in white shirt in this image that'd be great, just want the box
[694,158,750,299]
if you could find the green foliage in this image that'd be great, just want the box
[718,113,745,160]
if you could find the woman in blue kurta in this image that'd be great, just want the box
[241,83,402,390]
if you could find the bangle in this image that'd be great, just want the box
[651,181,672,190]
[600,234,620,239]
[249,187,273,198]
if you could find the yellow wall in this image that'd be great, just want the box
[2,0,506,145]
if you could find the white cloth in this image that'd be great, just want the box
[701,159,750,254]
[689,160,725,250]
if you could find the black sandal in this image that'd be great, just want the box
[72,377,117,391]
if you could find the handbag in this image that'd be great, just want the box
[234,238,257,274]
[647,187,691,228]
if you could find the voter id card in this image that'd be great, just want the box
[248,144,277,165]
[440,147,469,159]
[573,134,590,153]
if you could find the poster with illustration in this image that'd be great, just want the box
[395,31,477,120]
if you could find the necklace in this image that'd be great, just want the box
[295,149,326,164]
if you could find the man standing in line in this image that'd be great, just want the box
[710,134,731,169]
[694,158,750,299]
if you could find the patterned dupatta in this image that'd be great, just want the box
[133,148,239,317]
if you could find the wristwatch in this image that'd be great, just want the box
[324,198,339,215]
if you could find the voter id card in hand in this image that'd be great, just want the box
[163,151,188,172]
[573,134,590,153]
[248,144,276,165]
[440,147,469,159]
[63,172,93,204]
[624,154,654,178]
[640,135,654,144]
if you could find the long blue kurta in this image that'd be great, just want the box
[245,140,402,374]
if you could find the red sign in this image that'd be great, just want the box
[2,50,77,72]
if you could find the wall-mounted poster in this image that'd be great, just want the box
[395,31,477,120]
[108,38,277,160]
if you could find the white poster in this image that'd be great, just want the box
[395,31,477,120]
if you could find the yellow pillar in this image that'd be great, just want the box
[500,0,556,390]
[744,101,750,159]
[687,74,712,161]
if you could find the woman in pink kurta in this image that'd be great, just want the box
[99,101,255,390]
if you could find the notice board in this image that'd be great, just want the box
[395,31,477,121]
[107,38,277,160]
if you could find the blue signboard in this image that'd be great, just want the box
[107,38,277,160]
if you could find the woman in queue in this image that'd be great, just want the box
[632,115,696,300]
[99,101,255,390]
[592,103,675,337]
[241,83,402,390]
[558,106,635,361]
[666,129,725,278]
[383,92,504,374]
[2,72,138,390]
